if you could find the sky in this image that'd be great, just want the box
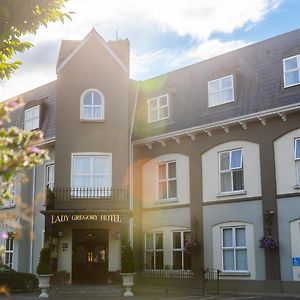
[1,0,300,101]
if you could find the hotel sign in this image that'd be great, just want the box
[51,213,122,224]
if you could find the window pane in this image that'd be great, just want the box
[83,92,92,105]
[209,92,219,106]
[296,160,300,185]
[168,162,176,178]
[221,89,233,102]
[235,228,246,247]
[93,107,102,119]
[32,107,39,118]
[73,175,90,188]
[220,152,230,171]
[159,96,168,107]
[231,150,242,169]
[221,76,232,89]
[149,109,158,122]
[83,107,92,118]
[223,249,234,270]
[93,157,109,175]
[184,251,192,270]
[173,251,182,270]
[159,182,167,199]
[296,139,300,159]
[173,232,181,249]
[158,164,166,180]
[169,180,177,198]
[149,99,157,109]
[223,228,233,247]
[285,71,299,86]
[146,234,153,249]
[156,252,164,269]
[156,233,163,249]
[25,109,32,120]
[209,81,219,93]
[93,92,102,105]
[74,157,90,174]
[285,57,298,71]
[233,170,244,191]
[145,252,154,269]
[159,106,169,119]
[32,117,39,129]
[236,249,248,271]
[221,172,232,192]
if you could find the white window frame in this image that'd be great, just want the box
[219,149,244,194]
[295,138,300,185]
[157,161,177,200]
[80,89,105,121]
[144,232,164,270]
[24,105,40,131]
[71,153,112,194]
[208,74,234,108]
[221,226,248,272]
[45,163,55,190]
[283,54,300,88]
[5,237,14,268]
[147,94,170,123]
[172,231,191,270]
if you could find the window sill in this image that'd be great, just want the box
[284,82,300,89]
[220,271,250,276]
[293,185,300,190]
[80,119,104,123]
[217,190,247,198]
[153,198,179,205]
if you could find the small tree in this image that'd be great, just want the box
[36,247,51,274]
[121,241,135,273]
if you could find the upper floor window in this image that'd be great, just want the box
[221,226,247,272]
[147,94,169,123]
[145,232,163,270]
[172,231,191,270]
[24,106,40,131]
[283,54,300,88]
[72,154,111,191]
[219,149,244,193]
[46,163,55,190]
[295,138,300,185]
[208,75,234,107]
[158,161,177,200]
[80,90,104,121]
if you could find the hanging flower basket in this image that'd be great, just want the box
[259,236,279,250]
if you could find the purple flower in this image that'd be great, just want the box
[259,236,279,250]
[29,146,41,154]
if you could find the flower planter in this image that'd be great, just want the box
[37,274,53,298]
[120,273,135,296]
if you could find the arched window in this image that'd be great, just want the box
[80,89,104,121]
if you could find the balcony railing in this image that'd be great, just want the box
[46,187,129,211]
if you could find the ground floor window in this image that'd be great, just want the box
[221,226,247,272]
[145,232,163,270]
[172,231,192,270]
[5,238,13,268]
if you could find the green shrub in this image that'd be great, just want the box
[36,248,51,274]
[121,241,135,273]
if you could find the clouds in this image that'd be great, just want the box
[0,0,282,100]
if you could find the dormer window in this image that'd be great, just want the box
[283,54,300,88]
[208,75,234,107]
[24,106,40,131]
[147,94,169,123]
[80,89,104,121]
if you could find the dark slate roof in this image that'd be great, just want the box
[132,28,300,141]
[8,81,56,140]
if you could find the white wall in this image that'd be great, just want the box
[274,128,300,195]
[202,141,262,202]
[142,153,190,208]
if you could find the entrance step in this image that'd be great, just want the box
[51,284,123,297]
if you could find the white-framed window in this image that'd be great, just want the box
[158,161,177,200]
[72,154,111,192]
[5,238,14,268]
[283,54,300,88]
[80,89,104,121]
[219,149,244,193]
[172,231,192,270]
[208,75,234,107]
[46,163,55,190]
[147,94,169,123]
[145,232,164,270]
[295,138,300,185]
[221,226,247,272]
[24,106,40,131]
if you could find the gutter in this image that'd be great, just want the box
[29,166,36,273]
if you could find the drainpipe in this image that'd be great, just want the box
[29,166,36,273]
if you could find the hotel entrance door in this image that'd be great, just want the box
[72,229,108,283]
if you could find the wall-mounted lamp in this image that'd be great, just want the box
[58,230,64,238]
[114,230,121,240]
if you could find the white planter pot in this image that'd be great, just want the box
[120,273,135,296]
[37,274,53,298]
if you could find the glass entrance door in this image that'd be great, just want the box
[72,229,108,283]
